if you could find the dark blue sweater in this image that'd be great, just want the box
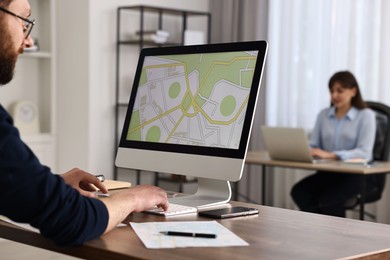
[0,105,108,246]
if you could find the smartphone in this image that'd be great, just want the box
[198,206,259,219]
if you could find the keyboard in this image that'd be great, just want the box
[144,203,198,216]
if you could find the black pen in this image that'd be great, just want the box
[160,231,217,239]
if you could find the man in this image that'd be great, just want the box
[0,0,169,246]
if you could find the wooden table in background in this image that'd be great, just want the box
[245,151,390,220]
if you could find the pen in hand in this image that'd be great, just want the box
[95,174,105,182]
[94,175,109,197]
[160,231,217,239]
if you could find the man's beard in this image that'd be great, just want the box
[0,22,18,86]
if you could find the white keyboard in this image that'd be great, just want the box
[144,203,198,216]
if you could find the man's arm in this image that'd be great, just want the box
[0,106,169,245]
[59,168,170,232]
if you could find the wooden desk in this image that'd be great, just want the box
[245,151,390,220]
[1,201,390,259]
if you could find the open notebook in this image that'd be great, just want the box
[100,180,131,190]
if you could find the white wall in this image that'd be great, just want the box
[56,0,89,173]
[56,0,209,178]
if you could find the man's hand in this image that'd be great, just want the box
[120,185,170,212]
[101,185,169,233]
[60,168,108,198]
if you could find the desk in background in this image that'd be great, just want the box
[1,201,390,259]
[245,151,390,220]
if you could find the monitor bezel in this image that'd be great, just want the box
[118,41,267,160]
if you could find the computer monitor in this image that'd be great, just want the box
[116,41,267,208]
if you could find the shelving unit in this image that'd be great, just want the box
[0,0,56,170]
[114,5,211,186]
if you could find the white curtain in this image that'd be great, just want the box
[209,0,270,204]
[266,0,390,223]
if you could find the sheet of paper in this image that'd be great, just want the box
[130,221,249,249]
[0,216,126,233]
[0,216,39,233]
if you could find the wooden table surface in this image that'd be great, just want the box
[1,201,390,260]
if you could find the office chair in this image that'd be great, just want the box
[344,101,390,220]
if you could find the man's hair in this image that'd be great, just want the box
[0,0,12,27]
[0,0,13,8]
[0,0,12,28]
[0,0,13,22]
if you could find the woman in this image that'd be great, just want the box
[290,71,376,217]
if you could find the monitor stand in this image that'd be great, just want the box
[169,177,232,209]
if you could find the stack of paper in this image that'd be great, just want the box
[131,30,170,44]
[343,158,368,164]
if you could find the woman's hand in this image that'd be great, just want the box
[310,148,338,160]
[60,168,108,198]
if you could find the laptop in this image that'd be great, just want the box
[261,126,326,163]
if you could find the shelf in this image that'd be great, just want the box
[118,5,210,17]
[10,0,57,171]
[157,175,197,183]
[20,133,54,143]
[20,132,55,171]
[114,5,211,181]
[118,40,180,47]
[21,51,52,59]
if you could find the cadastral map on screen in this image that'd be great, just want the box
[127,51,258,150]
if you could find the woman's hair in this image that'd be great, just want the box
[328,71,367,109]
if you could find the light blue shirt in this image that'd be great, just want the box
[309,106,376,161]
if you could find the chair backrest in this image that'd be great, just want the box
[365,101,390,201]
[344,101,390,210]
[367,101,390,162]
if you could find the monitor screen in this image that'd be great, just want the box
[116,41,267,208]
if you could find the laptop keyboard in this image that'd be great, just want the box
[144,203,198,216]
